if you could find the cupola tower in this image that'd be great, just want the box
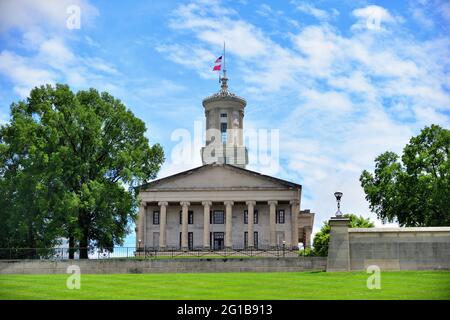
[201,69,248,168]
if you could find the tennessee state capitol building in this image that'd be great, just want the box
[136,71,314,250]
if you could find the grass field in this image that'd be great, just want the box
[1,271,449,300]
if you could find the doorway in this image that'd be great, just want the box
[211,232,225,250]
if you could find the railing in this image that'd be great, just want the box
[0,245,327,260]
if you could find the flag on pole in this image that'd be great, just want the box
[213,56,222,71]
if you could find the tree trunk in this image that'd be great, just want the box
[27,216,36,259]
[79,232,89,259]
[68,233,75,260]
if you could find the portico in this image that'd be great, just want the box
[136,164,314,250]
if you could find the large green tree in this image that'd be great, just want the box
[360,125,449,227]
[312,214,374,256]
[0,84,164,258]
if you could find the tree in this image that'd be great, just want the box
[0,84,164,258]
[360,125,450,227]
[312,214,374,256]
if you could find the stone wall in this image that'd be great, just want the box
[0,257,327,274]
[327,218,450,272]
[349,227,450,271]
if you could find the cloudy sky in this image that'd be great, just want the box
[1,0,449,245]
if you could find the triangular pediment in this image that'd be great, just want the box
[139,164,300,191]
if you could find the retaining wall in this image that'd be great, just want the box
[349,227,450,271]
[0,257,327,274]
[327,219,450,272]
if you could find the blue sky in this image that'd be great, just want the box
[0,0,449,246]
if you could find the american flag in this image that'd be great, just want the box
[213,56,222,71]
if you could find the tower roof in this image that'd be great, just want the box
[202,72,246,107]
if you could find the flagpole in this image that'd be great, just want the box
[223,41,226,78]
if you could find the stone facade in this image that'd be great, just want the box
[137,164,314,250]
[136,76,314,250]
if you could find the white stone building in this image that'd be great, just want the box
[136,73,314,250]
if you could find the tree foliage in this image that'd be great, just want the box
[0,84,164,258]
[360,125,450,227]
[312,214,374,256]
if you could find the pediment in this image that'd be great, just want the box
[139,164,300,191]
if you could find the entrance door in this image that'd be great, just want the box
[213,232,224,250]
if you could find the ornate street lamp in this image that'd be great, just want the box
[334,191,343,217]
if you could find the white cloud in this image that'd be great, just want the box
[0,1,114,98]
[0,32,127,98]
[169,1,269,60]
[293,1,336,21]
[0,50,57,97]
[351,5,398,31]
[156,44,218,79]
[82,57,119,75]
[0,0,99,32]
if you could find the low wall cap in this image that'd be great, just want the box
[349,227,450,233]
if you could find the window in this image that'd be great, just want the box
[179,232,193,250]
[179,210,194,224]
[153,211,160,225]
[188,232,193,250]
[276,209,285,224]
[244,210,258,224]
[213,210,224,224]
[220,113,227,118]
[244,232,247,248]
[221,123,227,143]
[244,232,259,248]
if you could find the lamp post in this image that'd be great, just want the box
[282,240,286,257]
[334,191,343,217]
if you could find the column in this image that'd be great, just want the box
[246,201,256,248]
[268,200,278,248]
[158,201,168,249]
[290,200,299,249]
[327,217,350,272]
[304,226,312,248]
[180,201,190,250]
[224,201,234,248]
[137,202,147,249]
[202,201,212,249]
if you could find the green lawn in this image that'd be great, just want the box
[1,271,449,300]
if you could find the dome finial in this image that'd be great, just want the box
[220,70,228,92]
